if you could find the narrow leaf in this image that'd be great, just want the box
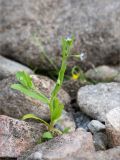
[11,84,49,104]
[22,114,49,127]
[16,71,35,89]
[51,102,64,122]
[42,131,53,139]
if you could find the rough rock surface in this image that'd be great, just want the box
[0,0,120,71]
[88,120,105,133]
[0,75,70,119]
[0,115,46,158]
[73,111,91,130]
[63,147,120,160]
[0,55,33,80]
[93,132,108,151]
[77,82,120,122]
[85,65,118,82]
[18,128,95,160]
[106,107,120,147]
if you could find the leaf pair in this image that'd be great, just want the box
[22,113,50,127]
[11,71,49,104]
[16,71,34,89]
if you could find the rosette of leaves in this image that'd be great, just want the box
[11,37,73,140]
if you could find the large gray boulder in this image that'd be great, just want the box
[77,83,120,122]
[0,0,120,71]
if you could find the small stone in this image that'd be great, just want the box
[18,128,95,160]
[88,120,105,133]
[93,132,108,151]
[73,111,91,130]
[0,115,46,158]
[85,65,118,82]
[106,107,120,147]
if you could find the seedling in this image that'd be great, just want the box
[11,37,73,139]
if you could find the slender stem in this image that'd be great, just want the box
[52,128,63,135]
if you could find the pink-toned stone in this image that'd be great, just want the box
[18,128,95,160]
[0,115,45,158]
[64,147,120,160]
[106,107,120,147]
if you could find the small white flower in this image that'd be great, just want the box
[80,52,87,61]
[65,36,72,42]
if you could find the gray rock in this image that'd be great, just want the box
[0,0,120,71]
[93,132,108,151]
[106,107,120,147]
[88,120,105,133]
[73,111,91,130]
[18,128,95,160]
[85,65,118,82]
[77,82,120,122]
[0,55,33,80]
[63,147,120,160]
[0,74,70,121]
[0,115,46,158]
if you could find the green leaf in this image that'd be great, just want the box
[42,131,53,139]
[62,127,70,134]
[22,113,49,127]
[16,71,35,89]
[11,84,49,104]
[53,97,59,110]
[51,98,64,122]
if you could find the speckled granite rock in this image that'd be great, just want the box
[63,147,120,160]
[0,115,46,158]
[77,83,120,122]
[18,128,95,160]
[106,107,120,147]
